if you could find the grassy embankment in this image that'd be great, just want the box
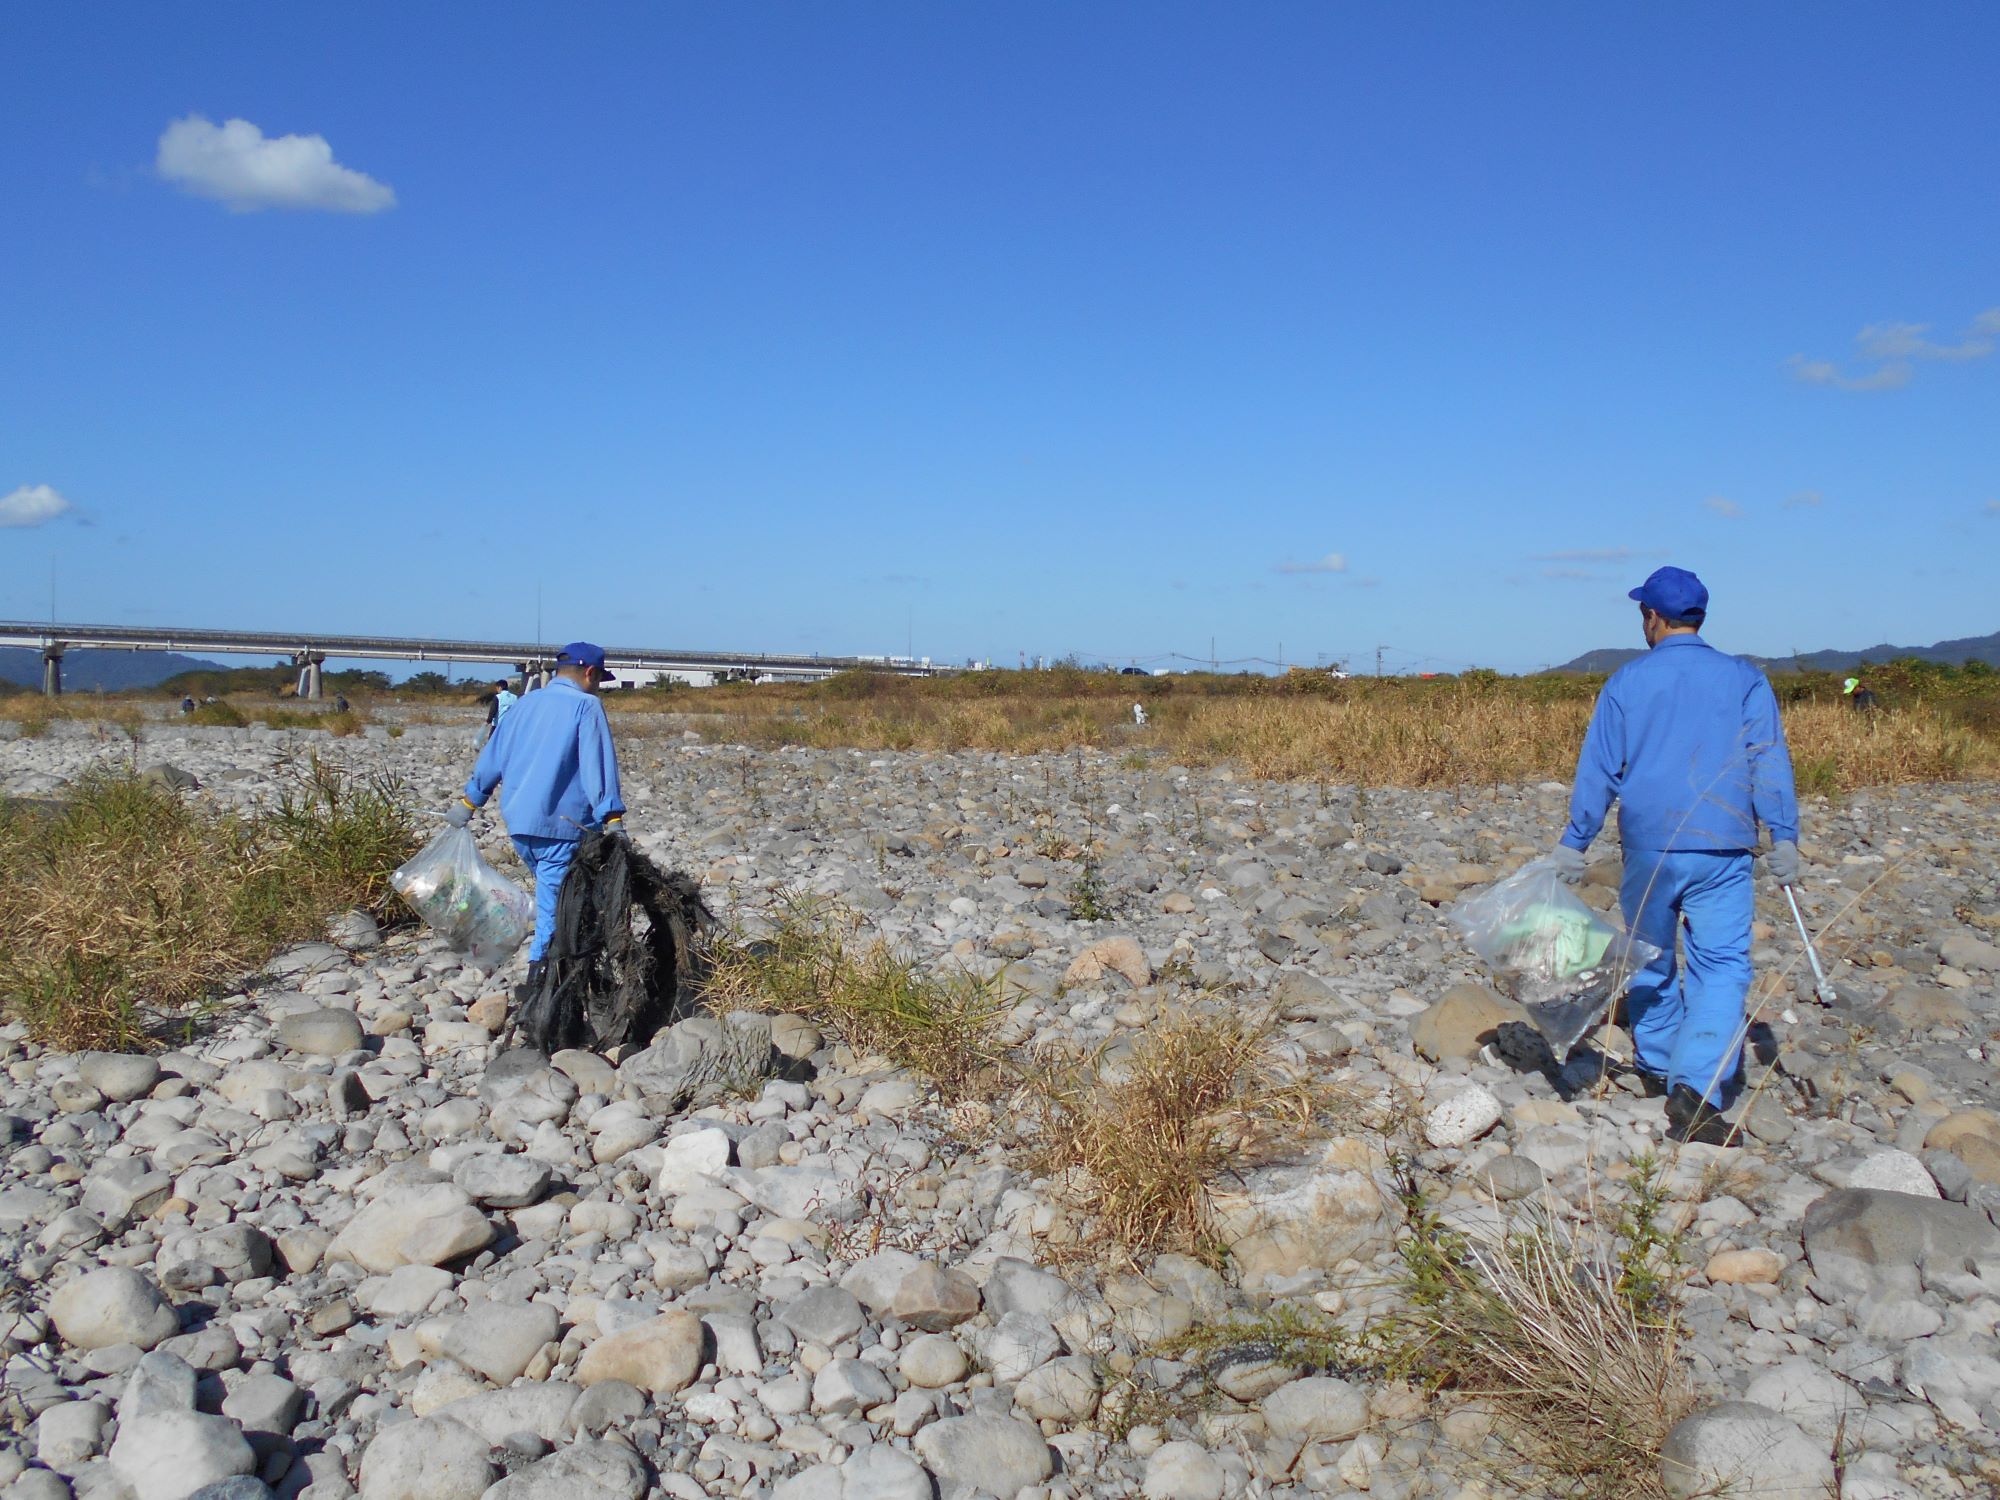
[0,759,415,1049]
[2,695,371,738]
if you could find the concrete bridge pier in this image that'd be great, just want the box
[41,643,63,697]
[294,651,327,701]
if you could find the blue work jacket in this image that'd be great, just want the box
[1561,633,1799,854]
[463,679,624,840]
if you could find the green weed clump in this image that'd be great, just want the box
[0,758,415,1049]
[705,892,1008,1097]
[186,701,247,727]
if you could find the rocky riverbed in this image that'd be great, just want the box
[3,715,2000,1500]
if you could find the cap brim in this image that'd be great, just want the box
[1627,587,1646,601]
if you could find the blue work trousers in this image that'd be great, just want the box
[1620,849,1754,1107]
[512,834,580,963]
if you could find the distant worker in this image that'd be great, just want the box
[179,696,195,714]
[334,695,350,714]
[447,643,625,985]
[1132,702,1148,727]
[481,678,519,745]
[1551,566,1799,1146]
[1843,675,1878,713]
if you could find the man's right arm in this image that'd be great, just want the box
[1561,687,1624,851]
[1745,673,1799,846]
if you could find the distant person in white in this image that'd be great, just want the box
[1132,702,1148,727]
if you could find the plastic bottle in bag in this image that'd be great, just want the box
[1447,857,1661,1060]
[390,826,534,971]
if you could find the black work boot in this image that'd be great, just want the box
[1665,1084,1736,1147]
[1623,1066,1669,1099]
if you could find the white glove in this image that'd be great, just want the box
[1765,841,1800,884]
[1549,844,1588,884]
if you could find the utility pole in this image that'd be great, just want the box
[1210,636,1217,673]
[1375,645,1384,677]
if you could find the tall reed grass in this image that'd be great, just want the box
[607,672,1996,790]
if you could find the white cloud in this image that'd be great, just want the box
[1790,304,1999,391]
[0,484,72,528]
[1787,355,1912,392]
[1274,551,1348,575]
[1783,489,1823,509]
[1858,318,1995,363]
[1704,495,1742,518]
[157,115,395,214]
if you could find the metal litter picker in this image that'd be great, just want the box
[1783,883,1837,1007]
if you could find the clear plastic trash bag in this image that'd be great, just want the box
[390,826,533,971]
[1447,858,1662,1061]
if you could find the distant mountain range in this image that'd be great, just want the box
[1552,630,2000,676]
[0,647,226,693]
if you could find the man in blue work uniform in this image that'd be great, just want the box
[446,643,625,982]
[1553,567,1800,1146]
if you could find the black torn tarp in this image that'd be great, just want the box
[511,830,716,1057]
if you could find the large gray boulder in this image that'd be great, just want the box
[441,1300,559,1385]
[78,1052,162,1102]
[358,1416,498,1500]
[49,1267,179,1351]
[452,1152,553,1209]
[159,1224,274,1285]
[1801,1187,2000,1298]
[1901,1336,2000,1429]
[1661,1402,1832,1499]
[1259,1376,1371,1444]
[912,1414,1054,1498]
[329,1184,494,1273]
[481,1441,647,1500]
[617,1014,776,1109]
[773,1445,931,1500]
[107,1412,256,1500]
[274,1007,366,1057]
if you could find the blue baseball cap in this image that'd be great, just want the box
[555,641,617,681]
[1628,566,1708,623]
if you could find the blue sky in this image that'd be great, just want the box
[3,4,1995,674]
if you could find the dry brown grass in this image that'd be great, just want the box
[604,670,1998,790]
[704,891,1010,1097]
[1392,1161,1695,1500]
[0,759,415,1049]
[1024,1010,1339,1261]
[258,706,369,736]
[704,894,1346,1261]
[2,698,147,743]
